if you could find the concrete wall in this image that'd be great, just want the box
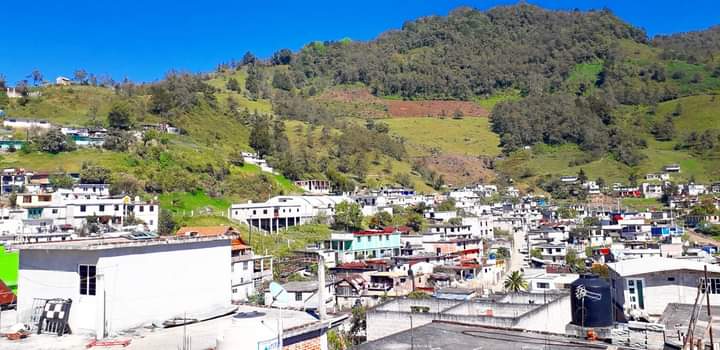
[366,294,572,341]
[18,239,231,335]
[513,294,571,334]
[611,270,720,316]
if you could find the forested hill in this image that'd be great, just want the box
[290,5,647,99]
[2,4,720,208]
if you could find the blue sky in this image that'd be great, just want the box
[2,0,719,84]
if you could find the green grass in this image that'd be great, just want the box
[233,163,299,193]
[474,89,522,110]
[385,117,501,157]
[240,224,330,258]
[0,149,128,172]
[564,60,603,94]
[207,68,273,114]
[176,214,236,227]
[5,85,118,126]
[654,95,720,138]
[159,190,231,215]
[0,245,18,293]
[666,61,720,94]
[622,198,665,211]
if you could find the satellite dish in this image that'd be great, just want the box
[269,282,289,305]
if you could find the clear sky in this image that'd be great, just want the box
[2,0,719,85]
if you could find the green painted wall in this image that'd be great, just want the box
[0,245,19,293]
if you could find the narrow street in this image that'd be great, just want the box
[493,227,527,292]
[685,228,720,246]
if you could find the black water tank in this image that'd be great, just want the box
[570,274,613,327]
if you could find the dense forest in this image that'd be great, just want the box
[289,5,646,99]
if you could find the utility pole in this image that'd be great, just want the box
[706,265,715,350]
[318,254,326,320]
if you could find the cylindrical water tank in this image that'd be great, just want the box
[216,311,280,350]
[570,274,613,327]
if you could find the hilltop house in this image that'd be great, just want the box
[15,190,159,234]
[2,118,51,129]
[229,195,351,233]
[16,235,232,337]
[55,76,71,85]
[294,179,331,194]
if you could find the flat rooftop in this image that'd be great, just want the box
[357,321,611,350]
[0,305,328,350]
[13,235,229,251]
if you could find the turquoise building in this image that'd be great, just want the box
[327,227,402,261]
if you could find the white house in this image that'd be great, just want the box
[607,257,720,317]
[2,118,52,129]
[641,183,664,199]
[523,269,578,293]
[294,180,331,194]
[16,235,232,337]
[55,76,72,85]
[229,195,351,233]
[16,190,159,233]
[265,281,335,311]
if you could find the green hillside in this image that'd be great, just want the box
[2,3,720,210]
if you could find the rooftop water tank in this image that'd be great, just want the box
[216,311,279,350]
[570,274,613,328]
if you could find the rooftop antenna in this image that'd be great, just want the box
[269,282,290,348]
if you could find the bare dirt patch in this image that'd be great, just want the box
[318,88,489,118]
[386,100,488,118]
[417,154,495,187]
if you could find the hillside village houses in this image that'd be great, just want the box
[1,162,720,349]
[229,194,351,232]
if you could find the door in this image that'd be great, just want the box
[627,278,645,310]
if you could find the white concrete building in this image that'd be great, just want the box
[294,180,331,194]
[229,195,351,233]
[2,118,52,129]
[55,76,72,85]
[608,257,720,317]
[641,183,664,199]
[524,269,579,293]
[16,235,232,337]
[264,281,335,311]
[16,190,159,233]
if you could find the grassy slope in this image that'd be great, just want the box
[284,120,434,192]
[385,117,501,157]
[498,93,720,186]
[0,84,298,222]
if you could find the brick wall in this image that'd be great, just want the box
[284,337,320,350]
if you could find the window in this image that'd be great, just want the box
[80,205,86,212]
[701,278,720,294]
[357,237,361,242]
[139,206,144,212]
[243,261,249,271]
[99,205,105,212]
[295,292,303,301]
[537,282,550,289]
[263,209,267,215]
[52,209,58,214]
[667,277,675,282]
[114,205,119,211]
[79,264,96,296]
[149,205,154,212]
[23,196,31,203]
